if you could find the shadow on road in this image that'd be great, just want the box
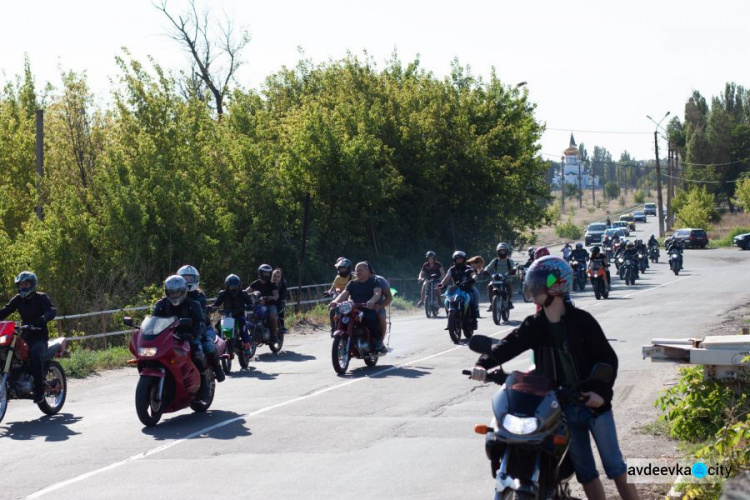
[0,412,82,441]
[143,410,251,441]
[227,366,278,380]
[368,365,432,379]
[255,351,316,363]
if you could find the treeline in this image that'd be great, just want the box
[0,54,550,314]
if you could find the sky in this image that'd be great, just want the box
[3,0,750,160]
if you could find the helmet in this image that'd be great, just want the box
[15,271,38,298]
[164,275,188,306]
[650,234,655,239]
[426,251,436,259]
[452,250,466,263]
[524,256,573,299]
[176,265,200,292]
[335,257,352,277]
[575,243,583,250]
[636,239,642,246]
[591,246,601,255]
[626,241,634,249]
[258,264,272,281]
[496,242,509,257]
[225,274,241,295]
[527,246,536,258]
[534,246,550,259]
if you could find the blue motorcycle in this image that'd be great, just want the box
[443,281,475,344]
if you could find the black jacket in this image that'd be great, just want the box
[212,289,252,317]
[0,292,57,342]
[152,297,205,341]
[476,304,618,413]
[188,290,211,325]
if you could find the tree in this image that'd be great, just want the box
[733,175,750,211]
[605,182,620,200]
[675,186,718,229]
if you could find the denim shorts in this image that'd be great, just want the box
[266,304,278,316]
[562,404,627,484]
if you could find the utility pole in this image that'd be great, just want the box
[654,131,665,237]
[666,146,673,231]
[578,159,583,208]
[591,160,595,205]
[560,157,565,214]
[35,109,44,220]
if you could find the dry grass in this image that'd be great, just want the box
[707,211,750,241]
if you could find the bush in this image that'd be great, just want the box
[605,182,620,200]
[634,190,645,204]
[715,227,750,247]
[733,176,750,211]
[555,218,582,240]
[676,186,718,230]
[61,346,132,378]
[587,207,595,214]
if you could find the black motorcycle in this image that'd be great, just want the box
[669,250,683,276]
[489,272,512,325]
[648,246,659,263]
[637,250,647,273]
[623,257,637,286]
[422,278,441,318]
[570,259,587,292]
[464,335,614,500]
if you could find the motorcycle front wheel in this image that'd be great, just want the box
[492,295,502,325]
[135,376,164,427]
[0,380,8,424]
[331,336,350,374]
[38,361,67,416]
[364,353,378,367]
[448,312,462,344]
[269,332,284,354]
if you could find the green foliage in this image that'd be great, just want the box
[555,218,582,240]
[675,186,719,229]
[60,346,132,378]
[587,207,595,214]
[564,182,581,200]
[633,190,645,204]
[716,227,750,247]
[389,296,414,311]
[604,181,620,200]
[733,175,750,211]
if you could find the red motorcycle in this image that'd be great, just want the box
[330,302,380,374]
[125,315,227,427]
[0,321,67,423]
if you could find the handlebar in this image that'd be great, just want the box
[462,369,507,385]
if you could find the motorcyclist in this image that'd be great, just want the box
[0,271,57,403]
[524,246,536,268]
[212,274,253,355]
[439,251,480,330]
[248,264,280,339]
[570,242,589,263]
[647,235,659,249]
[469,257,638,500]
[561,242,572,261]
[328,261,383,351]
[665,238,684,270]
[152,275,209,401]
[622,241,639,278]
[270,268,288,333]
[588,246,611,291]
[483,243,516,311]
[416,251,444,307]
[177,265,225,382]
[634,239,649,269]
[324,258,355,333]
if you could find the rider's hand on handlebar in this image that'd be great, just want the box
[322,290,333,297]
[328,301,337,310]
[582,391,603,408]
[366,300,376,310]
[470,366,487,382]
[176,332,193,342]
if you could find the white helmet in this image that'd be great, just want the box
[164,275,188,306]
[176,265,200,292]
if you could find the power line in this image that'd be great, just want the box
[541,152,750,169]
[545,127,652,135]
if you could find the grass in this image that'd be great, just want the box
[708,211,750,246]
[61,346,132,378]
[637,419,671,437]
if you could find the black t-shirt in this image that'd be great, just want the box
[421,262,443,280]
[249,280,278,298]
[548,321,578,388]
[448,264,474,284]
[345,276,379,303]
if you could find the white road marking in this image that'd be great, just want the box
[26,273,691,498]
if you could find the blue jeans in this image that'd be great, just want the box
[469,286,479,321]
[362,309,379,338]
[562,404,628,484]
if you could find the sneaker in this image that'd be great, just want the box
[508,302,515,310]
[486,306,492,312]
[416,300,424,307]
[33,389,45,404]
[472,320,478,330]
[379,344,388,354]
[213,361,226,382]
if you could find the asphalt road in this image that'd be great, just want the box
[4,216,750,500]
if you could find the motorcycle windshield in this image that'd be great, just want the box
[500,371,555,418]
[139,315,177,339]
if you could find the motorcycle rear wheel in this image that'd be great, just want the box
[38,361,67,416]
[331,336,350,374]
[269,333,284,354]
[221,352,232,374]
[135,376,164,427]
[0,382,8,424]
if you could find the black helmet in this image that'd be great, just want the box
[15,271,38,298]
[225,274,241,295]
[575,242,583,250]
[591,246,601,255]
[426,251,436,259]
[164,275,188,306]
[258,264,272,281]
[335,257,352,277]
[452,250,466,263]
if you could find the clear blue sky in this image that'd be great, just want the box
[3,0,750,160]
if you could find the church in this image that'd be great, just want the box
[553,134,599,189]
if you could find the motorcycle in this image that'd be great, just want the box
[637,251,647,273]
[421,278,442,318]
[330,302,380,374]
[0,322,67,424]
[443,280,475,344]
[588,263,609,300]
[464,335,614,500]
[515,265,532,303]
[125,315,227,427]
[218,310,253,372]
[669,251,682,276]
[570,259,587,292]
[648,246,660,263]
[246,291,284,354]
[490,272,512,325]
[623,257,637,286]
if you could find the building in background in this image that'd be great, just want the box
[552,133,599,189]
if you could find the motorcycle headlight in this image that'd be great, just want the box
[137,347,158,357]
[0,335,7,344]
[337,302,353,315]
[502,414,539,435]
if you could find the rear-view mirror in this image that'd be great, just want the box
[468,335,493,355]
[123,317,134,327]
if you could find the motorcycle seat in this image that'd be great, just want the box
[44,337,66,360]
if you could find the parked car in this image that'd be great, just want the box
[604,227,628,240]
[633,210,647,223]
[733,232,750,250]
[584,222,608,246]
[619,214,636,231]
[644,203,657,216]
[672,228,709,249]
[612,221,631,236]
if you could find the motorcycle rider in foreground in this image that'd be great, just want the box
[470,256,639,500]
[665,238,685,270]
[177,265,225,382]
[416,251,444,307]
[153,275,210,402]
[439,251,480,330]
[328,261,384,351]
[0,271,57,403]
[570,242,589,264]
[483,243,516,311]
